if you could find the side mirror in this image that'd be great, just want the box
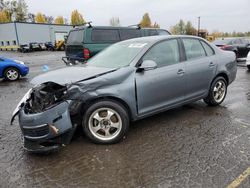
[138,60,157,72]
[64,35,68,43]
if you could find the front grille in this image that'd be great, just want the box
[23,124,49,138]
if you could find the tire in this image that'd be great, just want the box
[247,65,250,70]
[82,100,129,144]
[203,76,227,106]
[4,67,20,81]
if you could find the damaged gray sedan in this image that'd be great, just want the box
[11,36,237,153]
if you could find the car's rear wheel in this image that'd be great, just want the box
[82,100,129,144]
[247,65,250,70]
[204,76,227,106]
[4,67,20,81]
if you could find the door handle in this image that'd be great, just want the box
[177,69,185,75]
[209,62,215,67]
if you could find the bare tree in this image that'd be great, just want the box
[110,17,120,26]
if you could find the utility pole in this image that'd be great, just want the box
[197,16,201,36]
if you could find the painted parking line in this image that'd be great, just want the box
[227,167,250,188]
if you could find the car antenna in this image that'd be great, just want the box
[128,24,141,29]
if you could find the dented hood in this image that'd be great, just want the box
[31,65,116,85]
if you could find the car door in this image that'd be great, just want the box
[182,38,217,100]
[135,39,186,116]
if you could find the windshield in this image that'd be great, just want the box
[67,29,84,44]
[87,41,148,68]
[213,39,233,45]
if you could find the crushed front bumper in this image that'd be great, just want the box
[19,101,76,153]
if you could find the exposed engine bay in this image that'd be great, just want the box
[24,82,67,114]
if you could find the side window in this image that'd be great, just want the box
[120,29,141,40]
[200,41,215,56]
[148,29,158,36]
[6,41,10,46]
[233,39,242,45]
[157,30,170,35]
[182,39,206,60]
[143,39,180,67]
[92,29,120,42]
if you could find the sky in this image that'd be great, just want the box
[25,0,250,33]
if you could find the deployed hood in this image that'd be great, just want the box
[31,65,116,85]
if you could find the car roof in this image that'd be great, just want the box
[71,26,167,31]
[118,35,204,44]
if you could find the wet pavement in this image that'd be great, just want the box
[0,51,249,188]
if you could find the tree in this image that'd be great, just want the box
[71,9,85,25]
[45,15,53,24]
[171,19,196,35]
[185,21,196,35]
[140,13,151,28]
[2,0,17,21]
[110,17,120,26]
[15,0,27,21]
[27,13,35,22]
[35,12,46,23]
[54,16,64,24]
[153,22,160,28]
[0,10,10,22]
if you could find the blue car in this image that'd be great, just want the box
[0,57,29,81]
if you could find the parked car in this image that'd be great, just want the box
[0,57,29,81]
[11,36,236,153]
[63,25,171,64]
[246,51,250,70]
[45,42,55,51]
[213,38,250,59]
[19,44,30,53]
[29,42,41,51]
[39,43,47,50]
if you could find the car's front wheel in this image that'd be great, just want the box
[4,67,20,81]
[204,76,227,106]
[82,100,129,144]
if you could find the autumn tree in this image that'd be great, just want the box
[71,9,85,25]
[1,0,17,21]
[54,16,64,24]
[140,13,151,28]
[110,17,120,26]
[35,12,46,23]
[0,9,9,22]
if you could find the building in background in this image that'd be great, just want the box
[0,22,73,50]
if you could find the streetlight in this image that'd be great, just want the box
[197,16,201,36]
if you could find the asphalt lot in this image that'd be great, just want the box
[0,51,249,188]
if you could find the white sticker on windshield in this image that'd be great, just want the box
[128,43,147,48]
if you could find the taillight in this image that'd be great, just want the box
[83,48,90,59]
[220,45,231,50]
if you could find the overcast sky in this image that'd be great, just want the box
[25,0,250,33]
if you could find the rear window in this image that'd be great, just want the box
[158,30,170,35]
[67,29,84,44]
[119,29,141,40]
[92,29,120,42]
[148,29,158,36]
